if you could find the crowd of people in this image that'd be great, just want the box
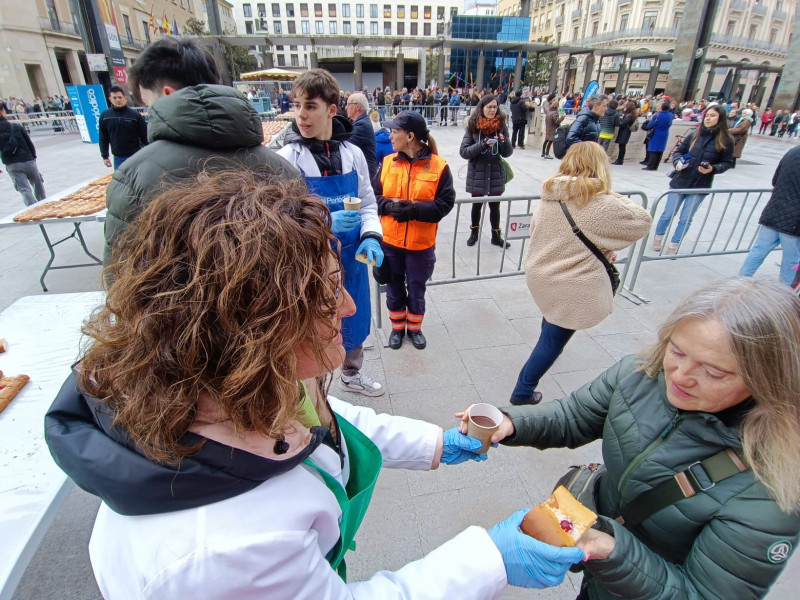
[2,34,795,600]
[1,95,72,115]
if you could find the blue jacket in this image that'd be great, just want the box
[449,93,461,107]
[566,107,601,147]
[349,113,378,180]
[375,128,394,167]
[643,111,674,152]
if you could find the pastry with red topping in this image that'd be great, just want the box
[520,485,597,547]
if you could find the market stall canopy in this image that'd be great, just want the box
[240,67,304,81]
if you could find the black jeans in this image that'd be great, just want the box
[616,143,626,162]
[542,140,553,156]
[511,120,526,147]
[646,150,663,169]
[471,193,502,228]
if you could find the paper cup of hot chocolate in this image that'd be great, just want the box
[343,197,361,211]
[466,403,503,453]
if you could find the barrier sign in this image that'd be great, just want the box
[506,214,532,239]
[66,85,108,144]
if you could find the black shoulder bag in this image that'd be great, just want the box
[559,202,620,295]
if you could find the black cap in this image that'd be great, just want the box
[382,111,429,143]
[515,90,522,97]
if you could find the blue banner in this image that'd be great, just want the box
[583,81,599,107]
[66,85,107,144]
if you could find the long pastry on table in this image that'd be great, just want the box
[0,374,30,413]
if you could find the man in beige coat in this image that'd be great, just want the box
[510,143,651,405]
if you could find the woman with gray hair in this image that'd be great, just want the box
[459,277,800,600]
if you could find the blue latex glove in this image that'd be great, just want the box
[441,427,487,465]
[488,510,585,589]
[330,210,361,235]
[356,238,384,267]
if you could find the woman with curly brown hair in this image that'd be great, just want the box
[460,93,513,248]
[45,170,584,599]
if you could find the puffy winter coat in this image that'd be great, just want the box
[374,128,394,166]
[642,110,674,152]
[545,109,565,142]
[501,355,800,600]
[566,106,601,146]
[598,108,620,138]
[669,127,734,190]
[615,113,635,145]
[523,177,651,330]
[103,85,298,264]
[459,125,512,196]
[509,96,533,122]
[759,145,800,236]
[0,117,37,164]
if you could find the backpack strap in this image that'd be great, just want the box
[614,448,747,527]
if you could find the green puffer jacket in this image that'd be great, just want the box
[502,355,800,600]
[103,84,299,264]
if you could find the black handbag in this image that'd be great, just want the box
[372,260,393,285]
[559,202,621,295]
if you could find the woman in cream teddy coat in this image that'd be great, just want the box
[510,142,652,405]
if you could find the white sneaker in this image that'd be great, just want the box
[652,234,664,252]
[666,242,679,255]
[340,371,385,397]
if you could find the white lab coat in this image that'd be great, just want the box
[88,398,507,599]
[277,141,383,241]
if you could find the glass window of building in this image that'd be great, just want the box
[573,26,578,39]
[291,54,299,66]
[370,4,378,18]
[274,21,282,32]
[769,28,777,43]
[314,3,322,17]
[316,20,324,33]
[411,5,418,19]
[300,3,308,17]
[290,44,297,50]
[620,13,629,31]
[397,22,404,35]
[384,21,391,34]
[330,21,337,33]
[272,3,280,17]
[424,6,431,19]
[329,3,336,17]
[301,20,309,32]
[726,20,735,36]
[384,4,391,18]
[257,18,267,31]
[398,6,405,18]
[672,13,681,30]
[423,22,430,35]
[357,20,364,34]
[122,13,133,43]
[436,22,443,34]
[357,4,364,17]
[276,45,284,50]
[410,22,417,35]
[288,21,296,33]
[257,3,266,17]
[748,24,758,39]
[343,4,350,17]
[286,3,294,17]
[343,21,351,33]
[243,3,252,17]
[437,6,444,20]
[370,21,378,34]
[642,11,657,30]
[278,54,285,66]
[245,20,254,33]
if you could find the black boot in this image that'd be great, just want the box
[388,330,404,349]
[491,228,510,249]
[466,225,479,247]
[407,330,427,350]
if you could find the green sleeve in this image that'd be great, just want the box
[500,356,637,450]
[586,485,800,600]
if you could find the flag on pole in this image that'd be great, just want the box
[162,13,170,34]
[149,7,156,35]
[172,17,180,35]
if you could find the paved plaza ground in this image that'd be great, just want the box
[2,120,798,599]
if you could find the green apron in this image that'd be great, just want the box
[303,412,383,581]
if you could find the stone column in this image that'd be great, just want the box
[513,49,524,92]
[354,51,363,91]
[582,53,595,91]
[731,65,743,101]
[701,60,717,100]
[767,74,781,109]
[309,51,318,69]
[418,50,427,90]
[67,50,86,85]
[645,58,660,96]
[773,6,800,110]
[665,0,721,100]
[438,48,446,90]
[615,61,627,94]
[396,52,404,90]
[475,48,485,91]
[549,51,559,93]
[754,71,769,107]
[264,50,275,69]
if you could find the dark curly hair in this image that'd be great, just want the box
[80,171,340,463]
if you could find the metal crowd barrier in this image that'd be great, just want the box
[373,104,490,125]
[373,190,649,330]
[626,188,772,298]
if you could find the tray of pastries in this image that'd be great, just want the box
[13,174,112,222]
[261,121,288,145]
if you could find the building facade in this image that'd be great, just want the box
[516,0,795,100]
[0,0,200,101]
